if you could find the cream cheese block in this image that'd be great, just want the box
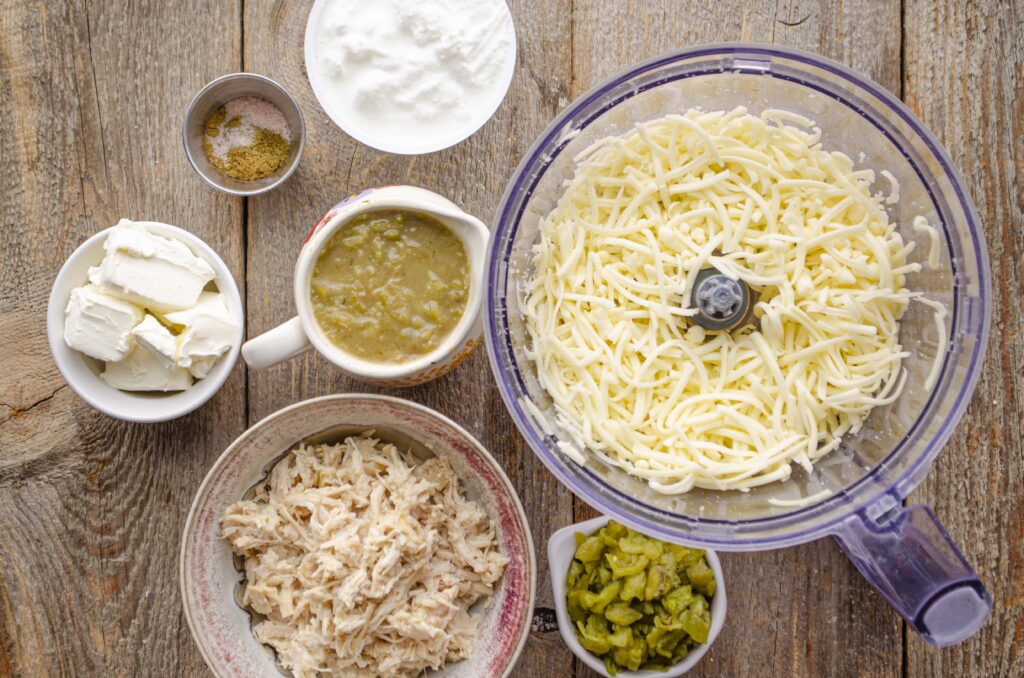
[163,292,239,377]
[64,284,144,362]
[88,219,215,311]
[131,314,179,369]
[64,220,236,394]
[101,344,193,391]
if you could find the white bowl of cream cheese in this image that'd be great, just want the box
[47,221,244,423]
[304,0,517,155]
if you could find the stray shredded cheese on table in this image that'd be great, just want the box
[524,107,945,494]
[222,435,507,678]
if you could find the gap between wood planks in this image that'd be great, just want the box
[240,0,252,436]
[898,3,909,676]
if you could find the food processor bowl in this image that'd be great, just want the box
[485,44,992,646]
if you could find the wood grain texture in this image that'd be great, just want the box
[0,1,245,676]
[0,0,1020,677]
[569,2,903,676]
[902,1,1024,676]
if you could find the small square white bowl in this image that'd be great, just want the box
[548,516,727,678]
[47,222,244,423]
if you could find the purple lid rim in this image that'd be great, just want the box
[484,43,991,549]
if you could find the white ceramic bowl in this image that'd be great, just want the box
[548,516,727,677]
[46,222,244,423]
[180,394,536,678]
[241,186,488,387]
[303,0,517,155]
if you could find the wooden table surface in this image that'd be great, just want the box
[2,1,1021,676]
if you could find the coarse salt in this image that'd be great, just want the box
[206,96,293,161]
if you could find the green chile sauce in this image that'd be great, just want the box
[310,210,470,363]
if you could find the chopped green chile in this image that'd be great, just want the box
[605,603,644,626]
[575,534,607,562]
[565,520,715,675]
[686,558,717,597]
[309,209,469,363]
[608,552,649,578]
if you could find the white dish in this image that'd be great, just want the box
[241,185,487,387]
[548,516,727,678]
[47,222,244,423]
[303,0,517,155]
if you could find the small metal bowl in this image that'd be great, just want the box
[182,73,305,196]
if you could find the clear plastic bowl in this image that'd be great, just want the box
[485,44,992,646]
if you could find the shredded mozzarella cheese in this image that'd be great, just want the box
[768,488,833,507]
[913,215,942,270]
[524,108,946,493]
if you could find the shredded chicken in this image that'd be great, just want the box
[221,434,508,678]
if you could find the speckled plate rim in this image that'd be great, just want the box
[180,394,536,678]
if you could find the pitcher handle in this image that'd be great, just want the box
[834,504,990,646]
[241,316,311,370]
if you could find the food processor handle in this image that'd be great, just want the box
[834,504,991,646]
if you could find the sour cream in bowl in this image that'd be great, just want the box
[304,0,517,155]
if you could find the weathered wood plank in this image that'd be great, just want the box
[1,1,1018,676]
[0,1,244,676]
[903,1,1024,676]
[569,2,903,677]
[241,1,576,675]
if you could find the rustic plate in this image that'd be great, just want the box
[180,394,535,677]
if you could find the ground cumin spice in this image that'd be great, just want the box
[202,96,293,181]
